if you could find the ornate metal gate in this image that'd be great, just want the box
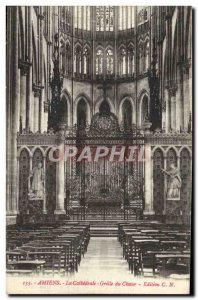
[65,110,145,220]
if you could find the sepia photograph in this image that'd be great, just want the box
[6,5,193,295]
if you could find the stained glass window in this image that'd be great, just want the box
[138,43,143,73]
[96,6,114,31]
[128,45,134,75]
[96,49,103,75]
[119,7,135,30]
[74,46,82,75]
[83,47,90,75]
[145,41,150,71]
[120,48,126,75]
[65,43,72,75]
[74,6,91,30]
[137,8,148,24]
[60,6,72,32]
[106,49,114,74]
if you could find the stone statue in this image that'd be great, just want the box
[28,162,45,199]
[161,163,182,200]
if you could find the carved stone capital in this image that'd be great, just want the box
[178,59,191,76]
[33,83,44,98]
[19,59,32,76]
[162,100,166,112]
[182,59,191,75]
[38,14,45,21]
[167,83,177,97]
[44,100,50,113]
[165,13,171,20]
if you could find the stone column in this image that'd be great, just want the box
[169,84,177,131]
[33,84,44,132]
[144,144,155,215]
[19,71,27,130]
[54,125,66,215]
[27,7,33,131]
[164,87,169,132]
[175,84,183,131]
[143,122,155,216]
[183,61,191,131]
[170,97,176,131]
[6,7,12,215]
[10,7,20,219]
[33,89,39,133]
[54,157,66,214]
[18,59,32,130]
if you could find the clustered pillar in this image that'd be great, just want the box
[143,144,155,216]
[54,125,66,215]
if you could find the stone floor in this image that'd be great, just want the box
[73,237,132,281]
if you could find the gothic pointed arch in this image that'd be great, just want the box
[61,90,72,126]
[83,45,91,76]
[127,42,135,76]
[65,40,72,75]
[95,96,115,114]
[59,94,68,126]
[74,43,82,76]
[77,98,87,129]
[144,39,150,71]
[118,46,127,76]
[119,96,136,126]
[138,91,150,127]
[59,38,66,74]
[99,99,110,115]
[138,40,144,74]
[122,99,133,131]
[96,46,104,76]
[106,46,114,75]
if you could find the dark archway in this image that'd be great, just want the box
[77,99,87,129]
[141,95,149,125]
[59,95,68,125]
[122,99,132,131]
[99,100,110,115]
[153,148,164,215]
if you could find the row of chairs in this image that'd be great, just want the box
[6,221,90,276]
[118,222,191,277]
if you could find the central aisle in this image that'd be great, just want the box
[74,237,132,279]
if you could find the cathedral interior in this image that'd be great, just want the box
[6,6,192,226]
